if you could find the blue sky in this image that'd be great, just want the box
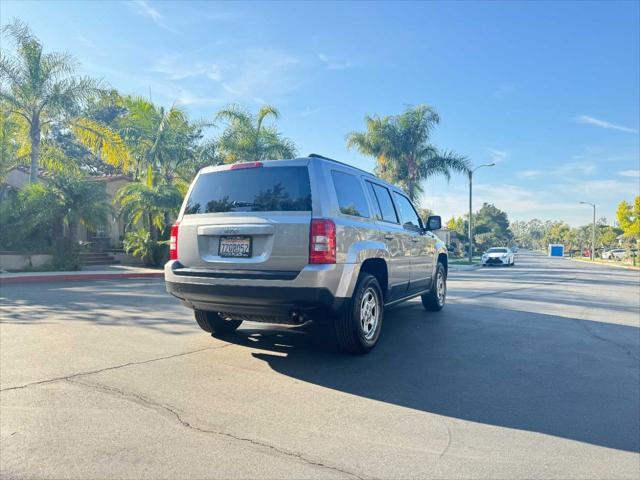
[2,0,639,226]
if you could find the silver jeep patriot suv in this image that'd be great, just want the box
[165,154,448,353]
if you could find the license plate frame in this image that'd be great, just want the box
[218,235,252,258]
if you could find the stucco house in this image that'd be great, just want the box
[2,165,131,249]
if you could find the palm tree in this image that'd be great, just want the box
[216,104,297,163]
[114,180,183,241]
[347,105,469,201]
[116,96,208,186]
[0,20,128,182]
[12,173,112,243]
[48,174,113,241]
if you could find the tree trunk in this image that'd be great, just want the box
[29,114,41,183]
[406,154,417,201]
[149,212,157,241]
[69,221,79,242]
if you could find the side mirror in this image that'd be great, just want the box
[425,215,441,231]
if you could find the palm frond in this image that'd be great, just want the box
[70,117,130,170]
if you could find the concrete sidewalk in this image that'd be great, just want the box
[0,264,163,285]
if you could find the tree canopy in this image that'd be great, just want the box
[346,105,469,201]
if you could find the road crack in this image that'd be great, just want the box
[66,378,366,480]
[0,344,232,392]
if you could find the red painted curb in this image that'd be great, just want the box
[0,272,164,285]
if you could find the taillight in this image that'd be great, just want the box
[169,222,179,260]
[309,219,336,264]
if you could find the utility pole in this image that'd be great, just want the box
[468,163,496,262]
[580,201,596,260]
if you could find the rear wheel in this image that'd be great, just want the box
[194,310,242,337]
[332,273,383,354]
[422,262,447,311]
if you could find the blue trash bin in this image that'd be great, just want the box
[549,244,564,257]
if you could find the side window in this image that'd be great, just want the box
[332,171,370,218]
[393,192,421,230]
[367,182,398,223]
[365,182,383,220]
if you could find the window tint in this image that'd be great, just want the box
[332,171,369,218]
[366,182,398,223]
[365,182,382,220]
[393,193,421,230]
[184,166,311,214]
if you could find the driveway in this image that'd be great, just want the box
[1,251,639,479]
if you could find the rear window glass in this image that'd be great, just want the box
[184,166,311,214]
[332,171,370,218]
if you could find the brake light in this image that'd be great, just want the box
[309,219,336,264]
[230,161,263,170]
[169,222,179,260]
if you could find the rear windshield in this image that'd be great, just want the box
[185,166,312,214]
[487,248,508,253]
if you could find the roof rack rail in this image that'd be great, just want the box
[308,153,337,161]
[307,153,374,177]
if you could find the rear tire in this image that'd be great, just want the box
[332,273,383,354]
[422,262,447,311]
[194,310,242,337]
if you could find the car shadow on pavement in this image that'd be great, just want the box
[224,301,639,453]
[0,280,196,334]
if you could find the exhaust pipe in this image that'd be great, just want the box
[290,311,307,324]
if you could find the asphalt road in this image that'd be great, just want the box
[1,251,639,479]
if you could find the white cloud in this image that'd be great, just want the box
[216,49,301,103]
[145,47,302,106]
[618,169,640,178]
[318,52,354,70]
[517,170,543,179]
[76,34,95,48]
[152,55,221,81]
[173,87,223,107]
[485,148,508,163]
[575,115,637,133]
[567,179,640,198]
[130,1,176,32]
[518,161,596,178]
[553,161,596,176]
[299,106,325,117]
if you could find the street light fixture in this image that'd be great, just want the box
[580,201,596,260]
[468,162,496,262]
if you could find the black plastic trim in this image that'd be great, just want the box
[172,267,300,281]
[166,281,344,316]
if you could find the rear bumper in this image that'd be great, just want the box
[164,260,350,318]
[166,281,343,317]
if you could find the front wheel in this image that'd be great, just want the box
[194,310,242,337]
[422,262,447,311]
[332,273,383,354]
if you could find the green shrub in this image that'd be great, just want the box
[51,238,81,271]
[123,229,167,267]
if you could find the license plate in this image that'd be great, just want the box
[218,236,252,258]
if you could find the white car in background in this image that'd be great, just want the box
[481,247,515,267]
[602,248,626,260]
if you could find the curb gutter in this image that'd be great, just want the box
[0,271,164,285]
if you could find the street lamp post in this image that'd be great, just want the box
[468,163,496,262]
[580,201,596,260]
